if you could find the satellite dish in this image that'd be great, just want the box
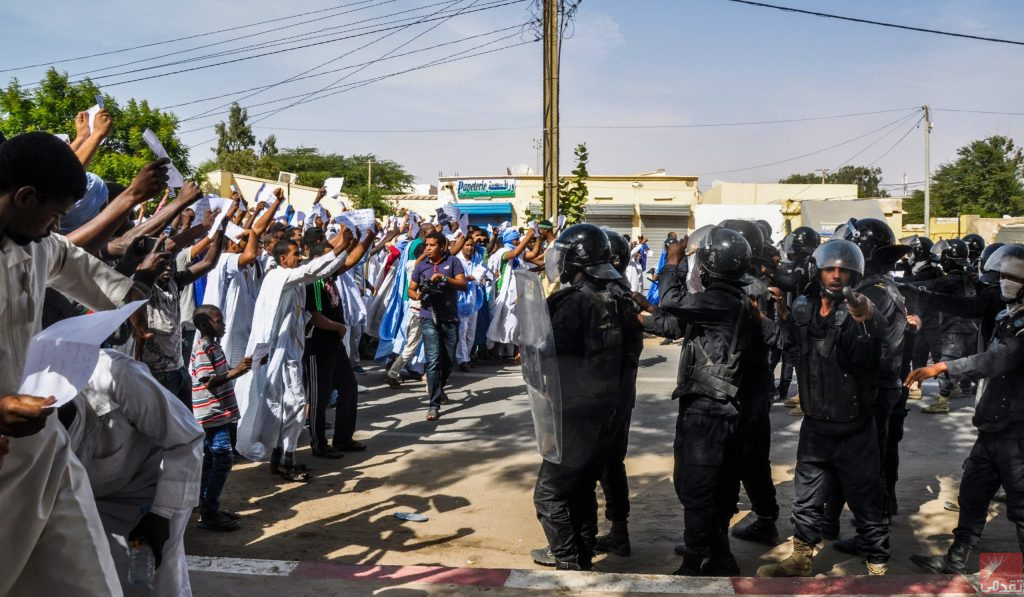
[510,163,533,176]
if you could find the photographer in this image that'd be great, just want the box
[409,231,468,421]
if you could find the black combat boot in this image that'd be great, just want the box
[673,549,705,576]
[731,516,780,546]
[911,542,971,575]
[594,522,631,556]
[702,532,741,576]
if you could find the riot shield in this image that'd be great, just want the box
[514,270,563,463]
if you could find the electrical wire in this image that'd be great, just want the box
[0,0,380,73]
[933,108,1024,117]
[726,0,1024,46]
[249,0,485,126]
[866,115,924,167]
[20,0,526,91]
[182,0,469,122]
[158,25,524,111]
[697,109,922,176]
[181,39,536,149]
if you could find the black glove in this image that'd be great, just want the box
[128,512,171,568]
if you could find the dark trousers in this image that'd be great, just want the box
[534,414,612,562]
[600,409,632,524]
[200,423,235,517]
[674,411,742,556]
[912,326,941,370]
[885,390,909,501]
[792,420,889,563]
[421,318,459,411]
[954,433,1024,552]
[824,386,901,525]
[741,410,780,520]
[303,345,359,452]
[778,350,798,400]
[939,332,974,396]
[153,367,192,412]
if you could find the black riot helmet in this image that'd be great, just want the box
[721,219,765,265]
[979,242,1006,285]
[931,238,970,271]
[755,220,773,243]
[790,226,821,259]
[697,226,754,287]
[901,234,934,263]
[963,233,986,261]
[810,239,865,300]
[545,223,620,284]
[842,217,911,272]
[603,228,630,275]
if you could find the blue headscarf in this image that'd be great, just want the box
[58,172,108,234]
[501,228,520,249]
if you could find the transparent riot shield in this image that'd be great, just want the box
[514,270,563,463]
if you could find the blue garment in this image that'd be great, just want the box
[646,250,668,305]
[58,172,108,234]
[200,423,235,517]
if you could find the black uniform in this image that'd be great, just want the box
[772,259,812,400]
[904,260,942,369]
[823,273,908,527]
[644,264,772,562]
[918,270,980,397]
[534,278,624,568]
[598,282,645,529]
[783,294,892,564]
[943,308,1024,552]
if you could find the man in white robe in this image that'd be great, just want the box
[0,132,161,596]
[234,226,376,479]
[66,349,203,596]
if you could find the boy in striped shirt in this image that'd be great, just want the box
[190,305,259,531]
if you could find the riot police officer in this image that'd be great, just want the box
[822,218,913,529]
[592,229,645,557]
[757,240,892,577]
[917,239,980,414]
[531,224,626,571]
[902,235,941,400]
[639,227,772,576]
[906,244,1024,573]
[963,233,986,270]
[774,226,821,411]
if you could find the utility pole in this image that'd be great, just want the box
[367,158,373,193]
[532,138,542,175]
[817,168,829,184]
[923,105,932,238]
[542,0,560,220]
[903,172,908,198]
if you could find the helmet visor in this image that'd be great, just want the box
[686,225,715,256]
[545,243,567,284]
[984,244,1024,278]
[584,262,622,280]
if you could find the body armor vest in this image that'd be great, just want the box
[674,303,751,403]
[973,308,1024,433]
[793,296,873,423]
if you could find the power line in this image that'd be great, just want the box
[726,0,1024,46]
[158,25,523,111]
[23,0,526,91]
[61,0,401,80]
[867,115,924,167]
[0,0,380,73]
[182,39,536,149]
[697,109,922,176]
[182,0,471,122]
[249,0,488,126]
[933,108,1024,117]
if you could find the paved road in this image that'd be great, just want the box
[186,338,1016,594]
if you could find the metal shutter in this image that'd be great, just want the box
[641,215,690,272]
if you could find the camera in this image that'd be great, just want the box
[419,280,445,297]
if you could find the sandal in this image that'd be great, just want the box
[277,465,312,482]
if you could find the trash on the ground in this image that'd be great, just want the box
[394,512,429,522]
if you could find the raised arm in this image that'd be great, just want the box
[178,223,226,286]
[107,180,202,257]
[73,109,111,168]
[503,228,535,261]
[66,159,169,255]
[251,188,285,238]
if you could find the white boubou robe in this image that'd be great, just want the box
[234,250,351,460]
[203,252,263,365]
[486,248,520,347]
[68,350,203,597]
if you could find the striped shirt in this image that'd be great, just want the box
[189,337,240,428]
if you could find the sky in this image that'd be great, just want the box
[2,0,1023,191]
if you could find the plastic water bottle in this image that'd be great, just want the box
[128,541,155,585]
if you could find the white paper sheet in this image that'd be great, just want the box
[557,214,567,231]
[224,221,247,241]
[458,214,469,235]
[339,208,375,235]
[141,128,185,188]
[18,301,147,407]
[324,177,345,198]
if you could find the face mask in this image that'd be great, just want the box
[1001,278,1024,302]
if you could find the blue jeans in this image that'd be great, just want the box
[153,367,192,412]
[420,318,459,411]
[201,423,235,517]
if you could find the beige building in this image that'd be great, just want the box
[205,170,350,217]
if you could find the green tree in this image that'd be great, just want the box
[214,103,256,157]
[903,189,924,224]
[0,69,190,185]
[779,165,889,198]
[930,135,1024,217]
[536,142,589,224]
